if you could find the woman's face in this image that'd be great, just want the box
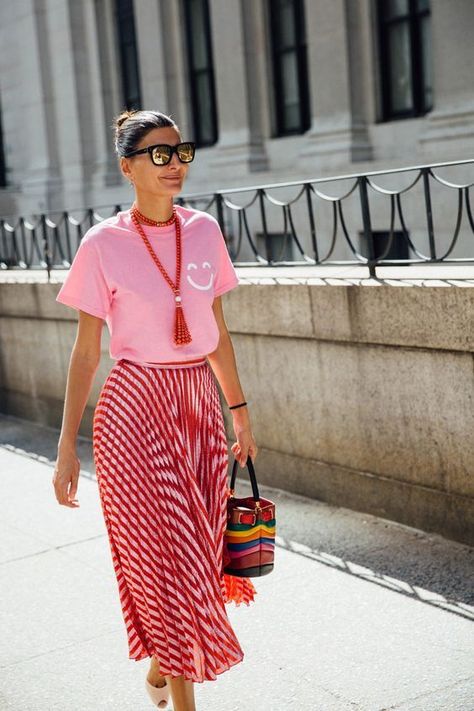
[120,126,190,197]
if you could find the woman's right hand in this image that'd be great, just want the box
[53,446,81,508]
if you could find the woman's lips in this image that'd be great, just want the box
[162,176,181,181]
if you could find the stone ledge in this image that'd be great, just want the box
[2,264,474,287]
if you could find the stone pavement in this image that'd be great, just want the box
[0,413,473,711]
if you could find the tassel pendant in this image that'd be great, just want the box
[129,205,193,346]
[174,294,192,345]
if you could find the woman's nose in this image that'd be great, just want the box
[171,151,183,167]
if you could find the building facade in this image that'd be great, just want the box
[0,0,472,221]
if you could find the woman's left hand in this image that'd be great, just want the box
[231,425,258,468]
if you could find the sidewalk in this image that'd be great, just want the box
[0,413,473,711]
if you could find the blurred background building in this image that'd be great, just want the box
[0,0,472,221]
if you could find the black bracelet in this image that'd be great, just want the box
[229,401,247,410]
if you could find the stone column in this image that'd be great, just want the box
[18,0,114,211]
[0,0,63,216]
[300,0,372,170]
[420,0,474,158]
[240,0,270,173]
[133,0,167,110]
[94,0,124,187]
[66,0,113,204]
[159,0,194,138]
[207,0,267,174]
[43,0,81,212]
[345,0,375,163]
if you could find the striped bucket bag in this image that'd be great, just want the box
[223,454,276,577]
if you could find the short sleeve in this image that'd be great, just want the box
[56,238,112,319]
[212,222,239,297]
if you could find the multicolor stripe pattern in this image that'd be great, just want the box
[92,357,257,683]
[224,498,275,577]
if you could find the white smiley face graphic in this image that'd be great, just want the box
[186,261,215,290]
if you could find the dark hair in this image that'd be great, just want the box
[113,109,180,158]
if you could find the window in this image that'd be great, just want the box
[359,229,409,261]
[256,231,294,263]
[114,0,142,110]
[183,0,218,146]
[377,0,433,120]
[267,0,311,136]
[0,96,6,187]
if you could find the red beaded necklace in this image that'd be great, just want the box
[129,202,192,345]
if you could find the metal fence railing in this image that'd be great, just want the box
[1,158,473,279]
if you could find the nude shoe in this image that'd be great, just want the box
[145,674,170,709]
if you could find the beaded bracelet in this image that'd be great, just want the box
[229,401,248,410]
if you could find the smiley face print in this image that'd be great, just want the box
[186,261,215,291]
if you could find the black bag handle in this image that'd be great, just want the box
[230,454,261,503]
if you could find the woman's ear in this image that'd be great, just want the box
[120,157,133,183]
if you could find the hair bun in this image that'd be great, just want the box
[113,109,179,158]
[115,109,140,129]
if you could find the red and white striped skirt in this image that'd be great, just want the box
[92,356,257,683]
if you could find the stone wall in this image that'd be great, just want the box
[0,275,473,546]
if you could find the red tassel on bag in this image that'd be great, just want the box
[220,572,257,607]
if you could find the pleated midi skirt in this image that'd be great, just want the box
[92,356,257,683]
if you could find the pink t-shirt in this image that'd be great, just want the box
[55,204,240,363]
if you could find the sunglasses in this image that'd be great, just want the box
[123,141,196,166]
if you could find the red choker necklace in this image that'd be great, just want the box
[131,204,176,227]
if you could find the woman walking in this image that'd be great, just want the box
[53,109,258,711]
